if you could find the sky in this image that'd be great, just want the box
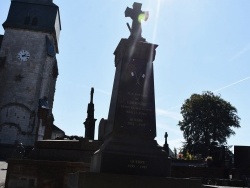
[0,0,250,152]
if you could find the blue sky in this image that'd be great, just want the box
[1,0,250,152]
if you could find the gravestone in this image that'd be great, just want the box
[234,146,250,168]
[234,145,250,179]
[208,142,225,167]
[90,2,171,177]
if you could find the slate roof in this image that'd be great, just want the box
[3,1,60,32]
[52,124,65,134]
[3,0,61,52]
[12,0,54,5]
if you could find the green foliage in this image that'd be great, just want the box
[178,91,240,157]
[183,151,194,160]
[176,151,195,160]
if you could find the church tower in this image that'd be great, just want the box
[0,0,61,148]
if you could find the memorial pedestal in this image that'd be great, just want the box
[91,137,171,176]
[90,39,171,177]
[67,172,202,188]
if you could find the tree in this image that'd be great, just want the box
[178,91,240,157]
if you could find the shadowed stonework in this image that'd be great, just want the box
[90,3,171,177]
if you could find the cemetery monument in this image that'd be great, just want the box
[90,2,171,177]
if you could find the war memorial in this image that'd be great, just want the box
[0,1,249,188]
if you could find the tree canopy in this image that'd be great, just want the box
[178,91,240,157]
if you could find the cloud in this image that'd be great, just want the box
[167,104,182,110]
[156,108,182,121]
[157,122,182,135]
[228,43,250,62]
[94,88,111,96]
[168,138,185,150]
[64,81,111,96]
[161,76,250,111]
[213,76,250,93]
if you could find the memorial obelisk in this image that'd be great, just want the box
[90,2,171,177]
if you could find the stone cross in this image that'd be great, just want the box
[125,2,148,41]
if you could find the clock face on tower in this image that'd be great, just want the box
[17,50,30,62]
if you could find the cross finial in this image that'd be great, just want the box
[164,132,168,144]
[90,87,94,103]
[125,2,149,41]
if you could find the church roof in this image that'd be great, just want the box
[2,0,61,34]
[11,0,55,6]
[52,124,65,134]
[3,0,61,52]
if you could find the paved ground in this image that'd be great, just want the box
[204,186,247,188]
[0,162,247,188]
[0,161,7,188]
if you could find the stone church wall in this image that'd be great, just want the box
[0,29,57,146]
